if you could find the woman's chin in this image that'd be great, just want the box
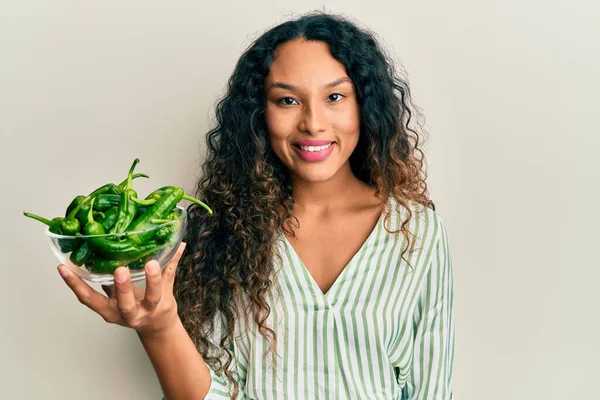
[290,165,341,184]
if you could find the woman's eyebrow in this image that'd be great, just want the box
[324,77,351,88]
[267,82,296,91]
[267,77,351,92]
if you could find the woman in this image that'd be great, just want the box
[58,12,455,400]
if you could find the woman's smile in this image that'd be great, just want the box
[292,141,336,162]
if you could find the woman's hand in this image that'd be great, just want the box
[58,242,186,339]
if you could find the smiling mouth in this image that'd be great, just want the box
[292,141,336,162]
[293,142,335,152]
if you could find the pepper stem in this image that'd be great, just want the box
[182,194,213,215]
[87,198,96,224]
[117,173,148,190]
[23,212,53,227]
[125,158,140,191]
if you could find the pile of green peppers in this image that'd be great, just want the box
[23,159,213,274]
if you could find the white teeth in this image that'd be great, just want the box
[299,143,332,152]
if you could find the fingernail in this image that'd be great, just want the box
[179,242,187,253]
[147,262,160,276]
[58,265,70,278]
[115,268,128,283]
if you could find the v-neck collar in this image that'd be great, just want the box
[279,200,388,306]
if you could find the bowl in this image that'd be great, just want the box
[46,206,187,285]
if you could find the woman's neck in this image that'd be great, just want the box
[290,162,371,215]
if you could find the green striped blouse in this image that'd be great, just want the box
[198,197,454,399]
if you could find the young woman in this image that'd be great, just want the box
[58,12,455,400]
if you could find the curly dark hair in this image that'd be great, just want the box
[174,10,435,398]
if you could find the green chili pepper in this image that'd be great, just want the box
[82,200,168,261]
[95,193,154,213]
[128,186,211,245]
[110,159,141,233]
[24,181,111,237]
[23,213,61,233]
[136,206,149,217]
[86,257,127,274]
[143,187,211,213]
[76,204,91,228]
[86,256,140,274]
[155,225,175,242]
[127,187,180,243]
[101,173,150,195]
[69,204,101,266]
[128,257,149,270]
[74,205,102,228]
[58,216,80,236]
[94,194,120,212]
[92,239,168,261]
[156,227,175,242]
[75,206,104,228]
[145,190,165,203]
[22,212,80,252]
[128,250,163,271]
[150,211,180,242]
[93,210,105,219]
[65,195,86,218]
[99,206,119,231]
[59,239,80,253]
[64,177,145,232]
[69,241,93,266]
[59,184,113,236]
[85,242,167,273]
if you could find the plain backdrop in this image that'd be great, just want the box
[1,1,599,399]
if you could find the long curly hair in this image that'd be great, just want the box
[175,11,435,397]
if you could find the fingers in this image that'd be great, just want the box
[142,260,162,311]
[113,267,138,321]
[162,242,186,293]
[60,243,187,329]
[58,265,120,323]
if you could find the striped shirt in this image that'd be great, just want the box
[200,196,455,399]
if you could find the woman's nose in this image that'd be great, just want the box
[298,103,327,134]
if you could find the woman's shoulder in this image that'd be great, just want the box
[384,195,448,243]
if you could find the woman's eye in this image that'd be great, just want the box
[277,97,298,106]
[328,93,345,102]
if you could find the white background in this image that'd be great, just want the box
[1,1,599,399]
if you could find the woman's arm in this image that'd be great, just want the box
[139,319,212,400]
[141,316,245,400]
[408,215,455,399]
[58,243,228,400]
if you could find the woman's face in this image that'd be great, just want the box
[265,39,360,183]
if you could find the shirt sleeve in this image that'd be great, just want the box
[203,362,245,400]
[201,312,249,400]
[161,368,242,400]
[405,215,455,399]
